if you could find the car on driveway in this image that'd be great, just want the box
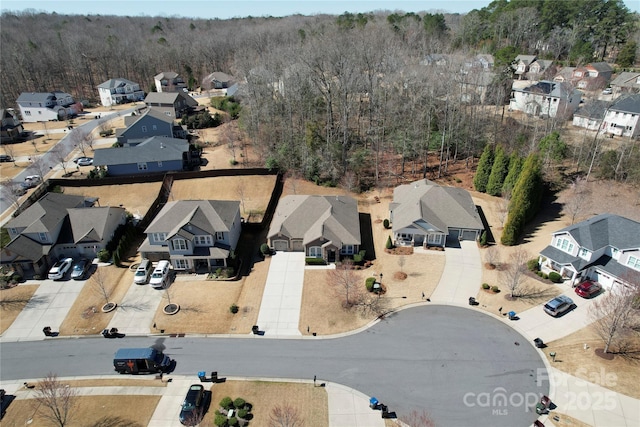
[574,280,602,299]
[70,258,91,280]
[0,154,13,162]
[75,157,93,166]
[149,260,170,288]
[48,258,74,280]
[179,384,204,425]
[543,295,574,317]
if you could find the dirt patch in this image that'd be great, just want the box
[385,247,413,255]
[393,272,408,280]
[61,182,162,218]
[0,284,38,334]
[203,380,328,427]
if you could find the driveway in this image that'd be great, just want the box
[429,240,482,304]
[108,280,164,335]
[1,279,85,341]
[256,252,305,336]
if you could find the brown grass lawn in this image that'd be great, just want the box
[61,182,162,219]
[2,395,160,427]
[0,285,38,334]
[546,411,593,427]
[203,380,328,427]
[59,265,133,335]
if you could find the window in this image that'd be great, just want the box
[141,126,147,132]
[38,232,47,242]
[579,248,589,258]
[138,163,147,170]
[308,247,322,258]
[627,256,640,269]
[8,228,16,235]
[428,234,442,244]
[152,232,167,243]
[174,259,189,269]
[342,245,354,255]
[172,238,187,251]
[157,161,163,167]
[556,237,574,253]
[25,111,31,116]
[165,111,171,116]
[194,235,212,246]
[152,125,157,130]
[216,232,224,240]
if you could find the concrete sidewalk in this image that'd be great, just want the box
[429,240,482,304]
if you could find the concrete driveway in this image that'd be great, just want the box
[256,252,305,336]
[1,279,85,341]
[108,280,164,335]
[429,240,482,304]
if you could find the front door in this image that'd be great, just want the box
[327,249,336,263]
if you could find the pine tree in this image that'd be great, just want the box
[502,153,523,196]
[486,146,509,196]
[473,145,494,193]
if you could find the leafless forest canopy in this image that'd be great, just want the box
[1,3,639,187]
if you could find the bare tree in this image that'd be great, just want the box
[400,409,436,427]
[327,259,360,307]
[398,255,406,272]
[268,403,303,427]
[91,268,112,305]
[340,170,358,194]
[235,183,246,216]
[500,248,530,298]
[53,149,70,176]
[562,177,591,225]
[484,246,500,269]
[97,120,112,137]
[495,191,511,228]
[27,156,50,182]
[32,373,78,427]
[70,128,95,156]
[589,279,640,354]
[2,143,17,165]
[1,179,25,210]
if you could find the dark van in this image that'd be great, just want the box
[113,347,172,374]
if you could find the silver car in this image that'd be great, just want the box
[543,295,574,317]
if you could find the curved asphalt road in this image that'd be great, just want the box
[0,305,548,426]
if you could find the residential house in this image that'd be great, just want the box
[93,136,198,176]
[16,91,82,123]
[389,180,484,247]
[0,193,104,276]
[144,91,198,119]
[97,77,145,107]
[116,107,186,145]
[572,100,609,131]
[573,62,614,90]
[539,213,640,290]
[609,72,640,96]
[62,206,127,259]
[527,59,555,81]
[513,55,537,79]
[1,109,24,142]
[268,195,361,263]
[139,200,242,271]
[601,94,640,138]
[154,71,187,93]
[509,80,582,118]
[458,71,496,104]
[473,54,494,70]
[553,67,576,84]
[201,72,239,96]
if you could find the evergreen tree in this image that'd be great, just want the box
[502,154,523,196]
[486,146,510,196]
[473,145,494,193]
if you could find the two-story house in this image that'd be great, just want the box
[268,195,361,263]
[154,71,187,93]
[144,92,198,119]
[0,193,125,277]
[513,55,537,80]
[116,107,186,145]
[97,78,146,107]
[1,109,24,143]
[16,91,82,123]
[527,59,555,81]
[539,213,640,291]
[140,200,242,272]
[601,94,640,138]
[610,72,640,96]
[509,80,581,118]
[201,72,239,96]
[573,62,614,90]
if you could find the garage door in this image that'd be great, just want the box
[593,270,613,289]
[461,230,478,241]
[273,240,288,251]
[292,240,304,251]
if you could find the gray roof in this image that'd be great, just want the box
[268,195,361,247]
[123,107,174,127]
[202,72,233,84]
[155,71,179,80]
[610,72,640,88]
[144,91,197,106]
[93,136,188,166]
[609,94,640,115]
[540,245,587,270]
[515,80,574,99]
[145,200,240,237]
[5,193,89,233]
[16,91,73,104]
[515,55,536,65]
[390,180,483,233]
[573,100,609,120]
[554,213,640,251]
[588,62,614,73]
[68,206,125,243]
[97,77,138,89]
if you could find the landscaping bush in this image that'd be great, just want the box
[220,396,234,410]
[548,271,563,283]
[233,398,246,409]
[305,257,327,265]
[11,274,22,283]
[97,249,111,263]
[543,273,549,279]
[260,243,271,256]
[214,414,228,427]
[365,277,376,292]
[479,231,487,246]
[491,285,499,293]
[228,417,238,427]
[385,235,393,249]
[537,271,544,277]
[237,409,248,419]
[230,304,239,314]
[383,218,390,229]
[482,283,490,290]
[527,258,540,272]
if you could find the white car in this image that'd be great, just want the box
[75,157,93,166]
[149,260,171,288]
[48,258,74,280]
[602,88,612,95]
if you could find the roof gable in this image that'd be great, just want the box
[5,193,90,233]
[93,136,188,165]
[145,200,240,236]
[555,213,640,251]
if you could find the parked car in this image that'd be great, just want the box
[70,258,91,280]
[22,175,42,189]
[179,384,204,425]
[543,295,574,317]
[0,154,13,162]
[75,157,93,166]
[602,88,613,95]
[48,257,74,280]
[133,259,153,285]
[575,280,602,298]
[149,260,171,288]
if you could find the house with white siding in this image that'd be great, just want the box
[97,77,145,107]
[601,94,640,138]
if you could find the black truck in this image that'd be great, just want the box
[113,347,172,374]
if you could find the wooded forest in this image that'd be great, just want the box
[1,0,639,190]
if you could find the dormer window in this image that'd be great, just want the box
[627,256,640,269]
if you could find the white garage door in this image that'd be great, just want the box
[273,240,288,251]
[461,230,478,241]
[593,270,614,289]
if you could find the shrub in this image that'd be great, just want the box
[260,243,271,256]
[527,258,540,272]
[353,253,363,264]
[543,273,549,279]
[237,409,248,419]
[233,398,246,408]
[228,417,238,427]
[383,218,390,229]
[214,414,228,427]
[220,396,234,410]
[548,271,563,283]
[366,277,376,292]
[305,257,327,265]
[97,249,110,262]
[229,159,238,166]
[482,283,490,290]
[479,231,487,246]
[230,304,239,314]
[385,236,393,249]
[537,271,544,277]
[11,274,22,283]
[491,286,499,293]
